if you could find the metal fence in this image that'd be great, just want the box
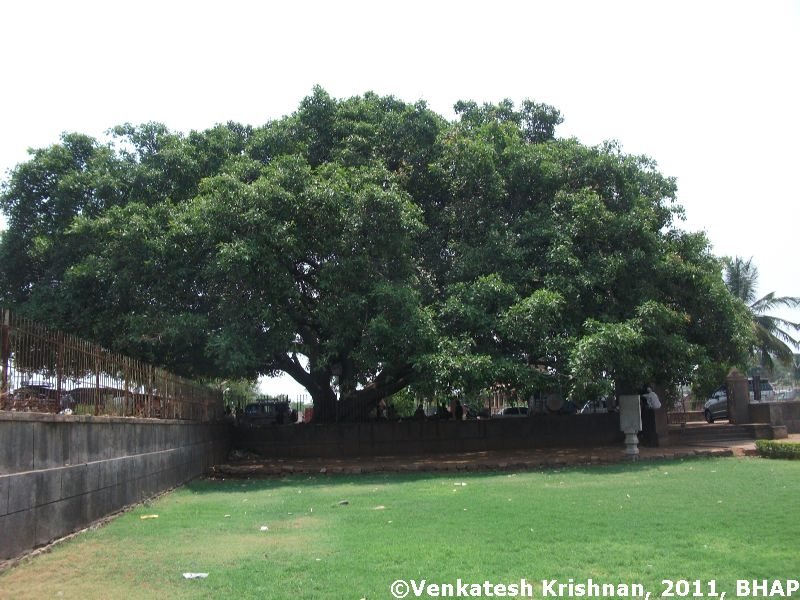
[0,309,224,421]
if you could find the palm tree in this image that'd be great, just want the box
[724,257,800,372]
[793,354,800,387]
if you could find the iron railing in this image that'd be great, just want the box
[0,309,224,421]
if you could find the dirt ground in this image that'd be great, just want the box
[212,429,799,479]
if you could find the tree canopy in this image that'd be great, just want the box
[0,88,751,419]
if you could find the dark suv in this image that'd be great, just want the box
[237,401,295,426]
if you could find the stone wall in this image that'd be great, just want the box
[0,413,231,561]
[235,412,623,458]
[749,401,800,433]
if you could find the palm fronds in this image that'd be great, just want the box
[725,257,800,370]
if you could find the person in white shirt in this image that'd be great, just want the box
[643,387,661,410]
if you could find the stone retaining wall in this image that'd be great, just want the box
[749,401,800,433]
[235,412,623,458]
[0,413,231,561]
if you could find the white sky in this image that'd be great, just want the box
[1,0,798,396]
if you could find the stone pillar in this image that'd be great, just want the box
[726,368,749,424]
[619,394,642,458]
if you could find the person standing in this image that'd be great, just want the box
[639,386,661,445]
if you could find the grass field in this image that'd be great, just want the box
[1,457,798,599]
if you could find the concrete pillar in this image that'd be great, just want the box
[726,368,749,424]
[619,394,642,458]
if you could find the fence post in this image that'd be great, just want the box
[148,364,154,418]
[94,346,101,416]
[55,330,64,411]
[1,309,10,410]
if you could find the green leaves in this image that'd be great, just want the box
[500,289,565,347]
[725,256,800,371]
[570,300,710,395]
[0,88,753,414]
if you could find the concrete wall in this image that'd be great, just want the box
[749,401,800,433]
[235,412,623,458]
[0,413,231,561]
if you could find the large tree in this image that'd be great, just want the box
[0,88,750,419]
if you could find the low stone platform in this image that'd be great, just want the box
[211,434,782,479]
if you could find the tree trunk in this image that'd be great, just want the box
[277,355,414,422]
[276,354,337,422]
[312,385,339,422]
[336,365,414,421]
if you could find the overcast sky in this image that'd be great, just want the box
[1,0,797,396]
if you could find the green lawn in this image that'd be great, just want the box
[1,457,798,599]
